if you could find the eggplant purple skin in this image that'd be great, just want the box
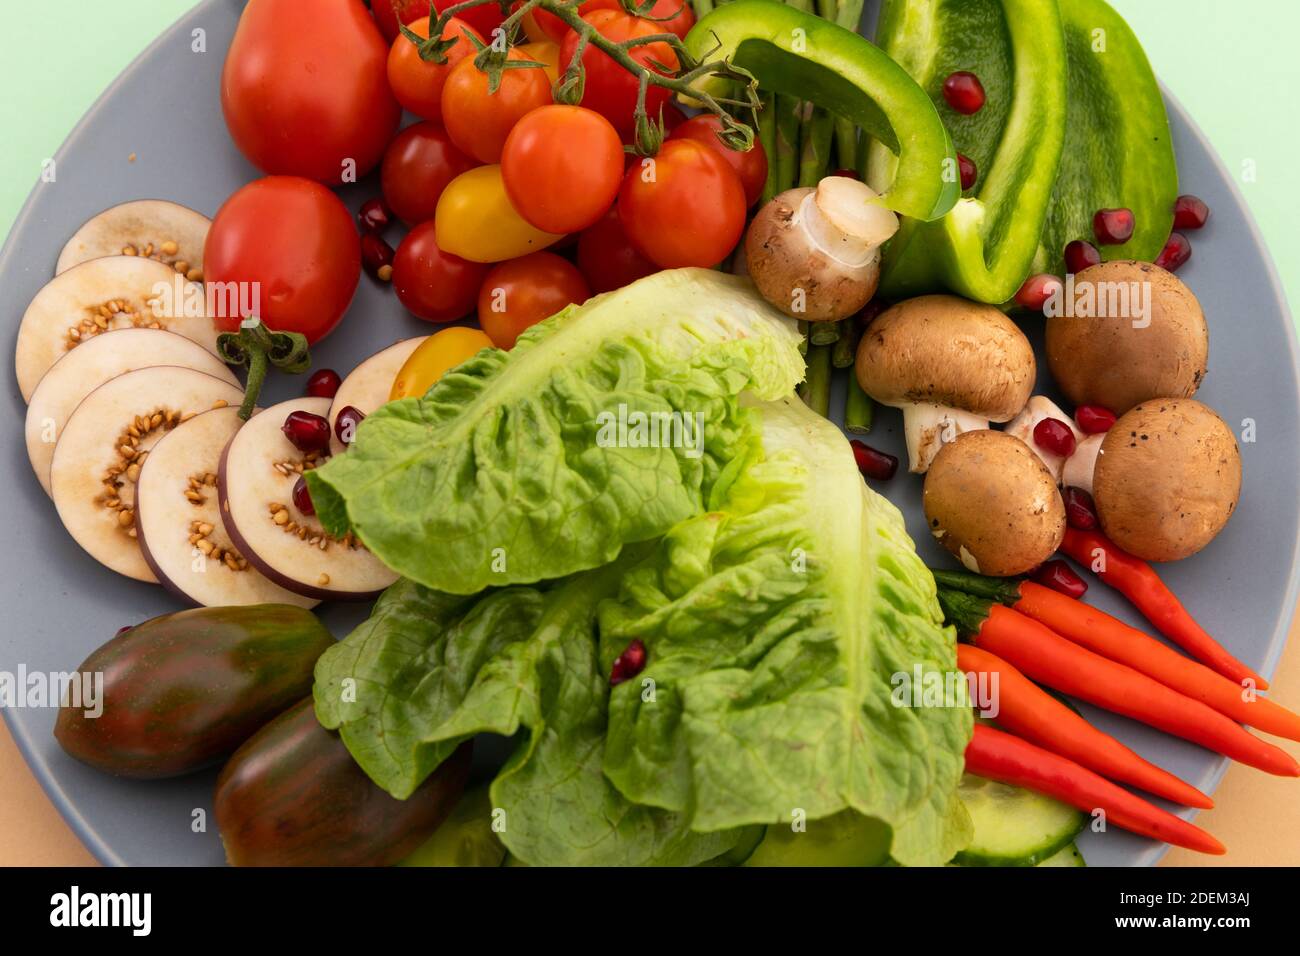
[54,604,334,779]
[214,699,472,866]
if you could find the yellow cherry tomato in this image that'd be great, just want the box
[517,8,551,43]
[390,327,495,400]
[435,165,564,263]
[517,41,560,84]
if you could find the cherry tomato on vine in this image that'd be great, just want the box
[477,252,592,349]
[452,2,508,39]
[516,40,561,83]
[204,176,360,345]
[370,0,428,42]
[501,106,624,234]
[668,114,768,207]
[392,221,488,323]
[576,205,659,293]
[558,10,679,142]
[532,0,617,43]
[381,122,478,226]
[387,16,483,121]
[618,139,746,268]
[535,0,693,43]
[221,0,399,184]
[442,49,555,163]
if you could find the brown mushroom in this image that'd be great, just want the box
[745,176,898,322]
[855,295,1036,472]
[1045,260,1208,415]
[1089,399,1241,562]
[923,430,1066,577]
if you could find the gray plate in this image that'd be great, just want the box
[2,0,1297,867]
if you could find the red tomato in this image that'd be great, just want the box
[618,139,746,268]
[559,10,679,142]
[442,49,555,164]
[668,114,768,207]
[205,177,360,345]
[371,0,427,41]
[477,252,591,349]
[392,221,488,323]
[221,0,400,185]
[501,106,623,234]
[387,16,483,122]
[576,206,659,293]
[451,3,508,39]
[532,0,617,43]
[381,122,478,226]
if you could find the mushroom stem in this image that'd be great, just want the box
[902,403,989,473]
[1062,433,1104,494]
[1004,395,1084,484]
[800,177,898,268]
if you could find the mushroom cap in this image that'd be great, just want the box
[1094,398,1241,562]
[923,430,1066,577]
[1045,260,1208,415]
[855,295,1036,421]
[745,186,880,323]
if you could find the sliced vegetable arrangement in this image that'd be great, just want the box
[18,0,1291,870]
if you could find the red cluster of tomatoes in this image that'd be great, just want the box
[207,0,766,349]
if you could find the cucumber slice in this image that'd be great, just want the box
[744,810,891,867]
[953,774,1086,866]
[1037,842,1087,867]
[397,786,505,867]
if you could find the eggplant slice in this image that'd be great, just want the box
[327,336,426,456]
[16,256,219,401]
[25,328,240,496]
[50,366,244,583]
[218,397,398,601]
[55,199,210,277]
[136,406,318,609]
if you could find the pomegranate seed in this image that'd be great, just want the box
[358,197,392,235]
[942,71,985,114]
[1063,239,1101,274]
[957,153,977,191]
[362,234,395,282]
[1014,273,1062,311]
[850,440,898,481]
[282,410,332,453]
[1172,194,1209,230]
[1154,232,1191,271]
[1063,486,1098,531]
[334,405,366,445]
[1033,417,1077,458]
[1074,404,1117,434]
[292,475,316,516]
[115,625,134,637]
[830,168,859,179]
[1032,559,1088,599]
[609,638,647,687]
[1092,207,1135,245]
[305,368,342,399]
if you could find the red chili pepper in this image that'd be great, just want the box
[965,725,1225,855]
[958,644,1210,807]
[937,591,1300,777]
[1060,528,1268,690]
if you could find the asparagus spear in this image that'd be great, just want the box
[774,94,801,194]
[831,317,860,368]
[844,378,875,433]
[800,343,833,416]
[758,92,778,203]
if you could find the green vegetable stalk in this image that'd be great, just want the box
[844,377,874,433]
[800,342,833,415]
[830,317,859,368]
[757,91,778,203]
[774,94,801,193]
[797,104,834,189]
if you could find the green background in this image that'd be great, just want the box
[0,0,1295,330]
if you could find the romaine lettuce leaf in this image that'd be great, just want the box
[305,268,804,594]
[314,560,743,866]
[598,397,972,866]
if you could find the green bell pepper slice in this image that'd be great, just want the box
[684,0,958,222]
[1038,0,1178,271]
[867,0,1068,304]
